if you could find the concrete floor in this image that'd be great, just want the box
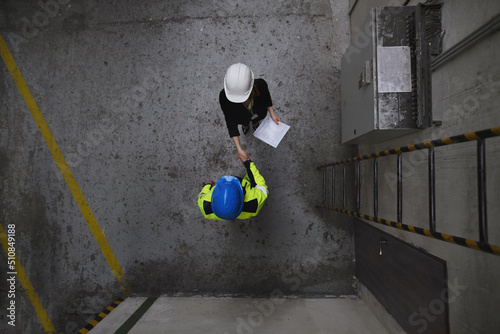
[89,296,392,334]
[0,0,360,332]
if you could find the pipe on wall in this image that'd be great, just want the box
[431,12,500,71]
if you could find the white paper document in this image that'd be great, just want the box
[253,116,290,148]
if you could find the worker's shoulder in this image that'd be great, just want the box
[255,78,268,87]
[219,88,227,100]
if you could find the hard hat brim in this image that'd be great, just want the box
[224,86,252,103]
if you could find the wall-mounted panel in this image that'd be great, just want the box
[355,221,449,334]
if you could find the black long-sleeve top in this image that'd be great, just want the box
[219,79,273,138]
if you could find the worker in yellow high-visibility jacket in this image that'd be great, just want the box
[198,153,268,220]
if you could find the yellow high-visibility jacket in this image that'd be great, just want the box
[197,160,268,220]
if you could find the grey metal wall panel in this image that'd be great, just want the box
[341,6,432,144]
[341,10,377,143]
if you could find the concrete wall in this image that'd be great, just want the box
[349,0,500,333]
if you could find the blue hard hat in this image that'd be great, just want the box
[211,176,244,220]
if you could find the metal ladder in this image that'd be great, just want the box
[317,127,500,256]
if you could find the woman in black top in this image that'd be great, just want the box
[219,63,281,157]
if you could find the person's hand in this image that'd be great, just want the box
[237,148,248,159]
[237,152,249,164]
[207,181,215,186]
[271,113,281,125]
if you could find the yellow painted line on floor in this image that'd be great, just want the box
[0,34,131,294]
[0,224,56,334]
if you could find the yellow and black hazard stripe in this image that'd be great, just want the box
[317,126,500,168]
[79,297,126,334]
[318,205,500,256]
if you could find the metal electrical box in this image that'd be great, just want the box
[341,5,436,144]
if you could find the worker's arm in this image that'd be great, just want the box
[220,89,244,141]
[221,96,248,156]
[268,106,281,125]
[197,183,213,206]
[237,154,268,195]
[236,154,269,218]
[198,183,225,220]
[244,160,267,189]
[232,136,248,157]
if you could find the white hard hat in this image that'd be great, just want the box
[224,63,254,103]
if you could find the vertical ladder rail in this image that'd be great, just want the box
[356,161,361,212]
[428,148,436,232]
[477,139,488,243]
[323,168,327,206]
[332,166,335,207]
[374,157,378,218]
[397,154,403,222]
[343,164,347,209]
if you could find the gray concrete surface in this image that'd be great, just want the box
[91,296,392,334]
[90,297,148,334]
[0,0,358,332]
[350,0,500,333]
[357,283,405,334]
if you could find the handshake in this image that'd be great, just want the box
[237,151,250,164]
